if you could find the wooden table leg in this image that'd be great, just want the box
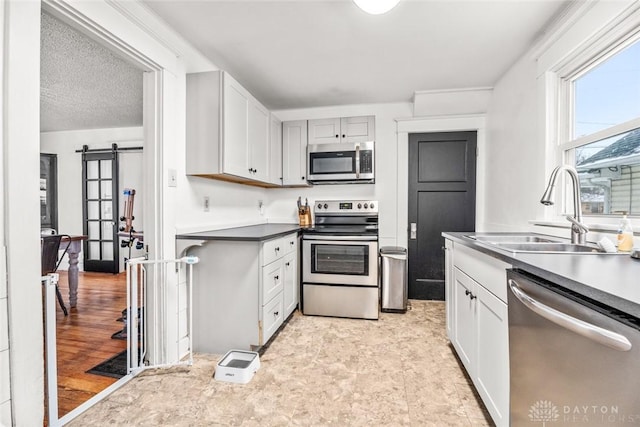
[66,240,81,308]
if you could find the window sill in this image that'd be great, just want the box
[530,220,640,236]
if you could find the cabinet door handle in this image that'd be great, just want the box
[285,262,290,267]
[275,247,280,252]
[470,293,477,300]
[342,134,345,138]
[274,311,279,317]
[301,176,305,180]
[465,289,471,296]
[290,241,295,245]
[335,134,339,138]
[274,275,279,280]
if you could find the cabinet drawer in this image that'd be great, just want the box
[454,244,510,303]
[262,292,284,343]
[283,233,298,255]
[262,260,284,305]
[263,237,284,266]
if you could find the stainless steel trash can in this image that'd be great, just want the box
[380,246,408,312]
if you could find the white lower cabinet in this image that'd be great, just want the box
[283,250,298,318]
[262,259,284,306]
[475,283,509,425]
[444,239,455,343]
[453,268,476,373]
[190,232,299,353]
[263,289,284,342]
[446,239,510,427]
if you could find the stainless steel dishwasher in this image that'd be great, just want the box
[507,269,640,425]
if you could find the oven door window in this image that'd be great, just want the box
[311,243,368,276]
[309,152,356,175]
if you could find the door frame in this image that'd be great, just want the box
[3,0,180,424]
[41,2,168,425]
[395,115,487,249]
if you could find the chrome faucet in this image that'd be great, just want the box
[540,165,589,244]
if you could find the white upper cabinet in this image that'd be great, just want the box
[268,114,283,186]
[186,70,274,186]
[340,116,375,143]
[307,117,341,145]
[308,115,375,145]
[282,120,309,186]
[222,75,250,178]
[247,98,270,182]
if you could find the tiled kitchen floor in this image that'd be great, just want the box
[69,301,493,426]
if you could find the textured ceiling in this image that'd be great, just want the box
[143,0,569,110]
[40,12,143,133]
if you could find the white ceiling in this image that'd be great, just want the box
[40,11,143,132]
[39,1,569,132]
[143,0,569,110]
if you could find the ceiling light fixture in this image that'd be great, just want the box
[353,0,400,15]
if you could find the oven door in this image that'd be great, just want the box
[303,237,378,286]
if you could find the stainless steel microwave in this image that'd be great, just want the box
[307,141,375,184]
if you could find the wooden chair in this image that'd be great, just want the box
[41,234,71,316]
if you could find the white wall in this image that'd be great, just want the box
[173,101,413,248]
[484,1,638,236]
[484,54,544,232]
[4,0,211,423]
[0,1,10,423]
[40,127,146,272]
[269,102,412,248]
[3,2,43,425]
[174,175,269,234]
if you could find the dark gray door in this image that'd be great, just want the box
[82,150,119,273]
[408,131,476,300]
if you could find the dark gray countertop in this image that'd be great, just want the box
[176,223,301,242]
[443,231,640,318]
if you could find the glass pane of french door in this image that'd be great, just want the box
[82,151,119,273]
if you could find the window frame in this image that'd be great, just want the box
[554,25,640,220]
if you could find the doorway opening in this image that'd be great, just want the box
[39,6,151,423]
[407,131,477,300]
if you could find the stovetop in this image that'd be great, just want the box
[313,200,378,216]
[304,200,379,237]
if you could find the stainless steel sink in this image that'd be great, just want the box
[470,235,560,243]
[463,233,622,254]
[495,242,604,254]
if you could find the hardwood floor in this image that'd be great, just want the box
[52,271,127,418]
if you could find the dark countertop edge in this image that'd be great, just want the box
[443,231,640,318]
[176,223,301,242]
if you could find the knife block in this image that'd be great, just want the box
[298,207,311,227]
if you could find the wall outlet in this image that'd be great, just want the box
[168,168,177,187]
[204,196,210,212]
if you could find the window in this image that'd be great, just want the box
[562,36,640,216]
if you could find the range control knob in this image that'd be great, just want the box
[357,203,362,209]
[317,203,322,209]
[324,203,328,209]
[364,203,369,209]
[370,203,375,209]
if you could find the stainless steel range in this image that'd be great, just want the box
[302,200,379,320]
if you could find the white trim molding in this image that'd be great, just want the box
[395,114,487,248]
